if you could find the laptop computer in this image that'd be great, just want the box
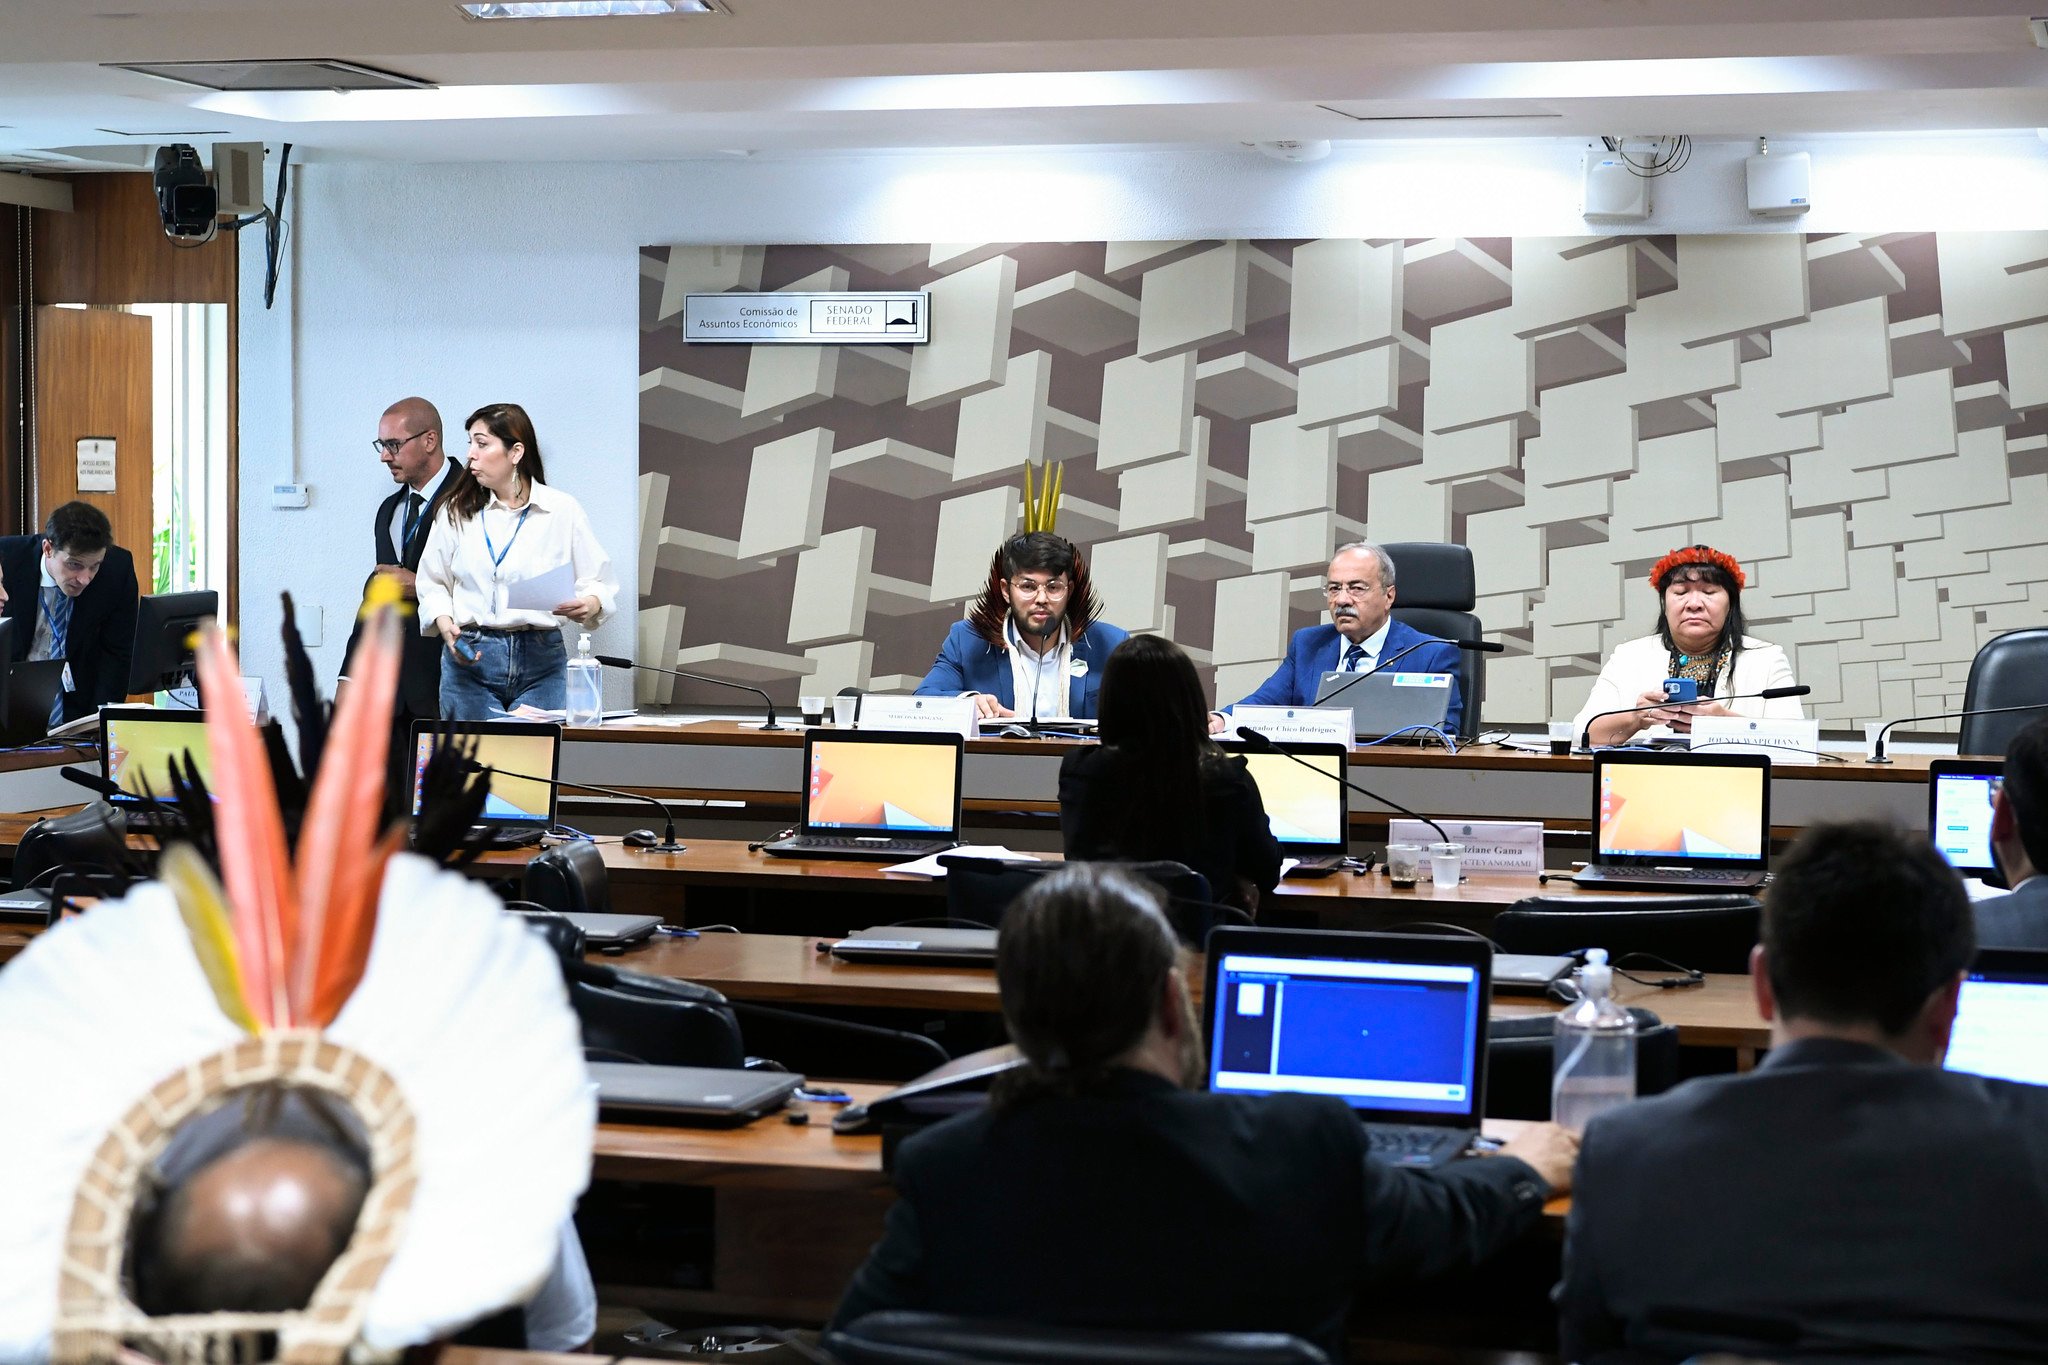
[1944,949,2048,1087]
[588,1062,804,1127]
[100,705,212,827]
[1217,739,1349,875]
[1929,758,2002,881]
[830,925,999,965]
[1573,750,1771,892]
[1204,926,1490,1168]
[1,660,68,745]
[411,720,561,849]
[763,729,965,861]
[1312,670,1455,741]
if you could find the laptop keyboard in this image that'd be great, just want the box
[1585,867,1759,884]
[1365,1124,1468,1166]
[793,836,945,854]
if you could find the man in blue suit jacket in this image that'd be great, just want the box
[917,532,1128,721]
[1976,717,2048,950]
[1215,542,1463,734]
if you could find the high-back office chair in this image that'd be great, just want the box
[1379,541,1483,741]
[568,966,748,1069]
[12,800,133,896]
[827,1312,1331,1365]
[511,907,587,966]
[944,857,1238,944]
[523,839,610,916]
[1959,627,2048,756]
[1485,1009,1678,1120]
[1491,896,1762,976]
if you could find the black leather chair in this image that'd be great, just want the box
[512,907,587,966]
[1959,627,2048,756]
[827,1312,1331,1365]
[943,857,1239,944]
[1491,895,1761,976]
[13,800,133,895]
[523,839,610,916]
[1484,1008,1678,1121]
[1380,541,1483,740]
[568,965,748,1068]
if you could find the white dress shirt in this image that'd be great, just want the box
[1004,616,1071,720]
[1336,618,1392,671]
[1570,634,1802,739]
[415,480,618,633]
[388,459,457,561]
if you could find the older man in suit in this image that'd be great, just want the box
[1558,821,2048,1362]
[1213,541,1464,735]
[0,501,140,727]
[1975,716,2048,949]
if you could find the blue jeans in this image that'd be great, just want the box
[439,627,568,720]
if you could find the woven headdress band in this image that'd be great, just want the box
[1649,544,1745,590]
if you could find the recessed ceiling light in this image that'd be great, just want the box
[457,1,724,18]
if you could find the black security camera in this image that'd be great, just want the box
[152,144,217,240]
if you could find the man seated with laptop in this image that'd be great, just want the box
[831,864,1575,1362]
[1210,542,1464,740]
[1558,822,2048,1362]
[1973,717,2048,949]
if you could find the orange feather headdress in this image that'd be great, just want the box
[1649,544,1745,591]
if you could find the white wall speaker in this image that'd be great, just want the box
[1582,152,1650,222]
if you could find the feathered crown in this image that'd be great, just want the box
[1649,544,1745,590]
[965,462,1099,648]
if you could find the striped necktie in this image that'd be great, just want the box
[1343,642,1366,672]
[44,586,73,728]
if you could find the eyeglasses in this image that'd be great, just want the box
[1322,580,1383,599]
[371,430,428,457]
[1008,578,1071,600]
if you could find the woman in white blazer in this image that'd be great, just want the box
[1572,544,1802,747]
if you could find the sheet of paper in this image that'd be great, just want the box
[505,560,577,613]
[885,845,1043,877]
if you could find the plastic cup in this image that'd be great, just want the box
[1864,721,1886,761]
[832,695,859,727]
[800,695,827,725]
[1547,721,1575,756]
[1386,842,1425,887]
[1430,842,1464,887]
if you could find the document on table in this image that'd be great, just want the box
[886,845,1042,877]
[505,561,577,613]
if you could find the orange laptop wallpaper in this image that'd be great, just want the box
[1597,765,1764,860]
[807,741,956,831]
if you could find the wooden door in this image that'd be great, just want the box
[33,306,153,588]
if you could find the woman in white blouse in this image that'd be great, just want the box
[1571,543,1802,747]
[415,403,618,720]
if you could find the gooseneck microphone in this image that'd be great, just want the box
[1578,684,1812,752]
[1865,701,2048,764]
[1235,726,1450,845]
[1312,636,1505,710]
[594,654,785,731]
[470,760,687,854]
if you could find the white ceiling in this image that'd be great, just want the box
[4,1,2048,168]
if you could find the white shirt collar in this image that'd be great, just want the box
[1340,617,1392,661]
[1005,613,1068,657]
[409,458,456,503]
[38,557,56,592]
[487,480,561,515]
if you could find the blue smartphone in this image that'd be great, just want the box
[1662,677,1699,704]
[451,637,480,666]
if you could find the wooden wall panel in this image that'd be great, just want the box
[33,306,154,588]
[32,173,234,306]
[0,207,20,534]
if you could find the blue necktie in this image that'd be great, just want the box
[1343,643,1366,672]
[400,492,425,552]
[44,587,73,728]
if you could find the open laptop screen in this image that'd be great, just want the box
[102,708,213,807]
[805,735,960,835]
[1218,740,1347,853]
[1945,950,2048,1088]
[1207,939,1485,1123]
[411,722,559,827]
[1593,754,1769,866]
[1929,760,2001,879]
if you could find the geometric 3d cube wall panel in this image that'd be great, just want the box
[641,235,2048,725]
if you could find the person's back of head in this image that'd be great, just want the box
[994,863,1193,1106]
[1091,635,1219,865]
[1762,821,1975,1060]
[1993,716,2048,885]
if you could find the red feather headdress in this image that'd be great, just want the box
[1649,544,1745,591]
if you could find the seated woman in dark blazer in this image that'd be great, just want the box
[1059,635,1282,912]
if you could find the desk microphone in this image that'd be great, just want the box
[1578,685,1811,752]
[593,655,785,731]
[465,760,687,854]
[1312,636,1503,710]
[61,765,184,817]
[1235,726,1450,844]
[1865,700,2048,764]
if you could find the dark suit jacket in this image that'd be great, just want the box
[1059,745,1284,907]
[345,474,454,719]
[830,1070,1550,1361]
[1559,1037,2048,1363]
[914,618,1129,719]
[1973,875,2048,950]
[0,534,139,722]
[1231,621,1465,736]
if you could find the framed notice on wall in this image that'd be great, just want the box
[76,437,116,492]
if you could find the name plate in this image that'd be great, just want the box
[685,292,929,344]
[1688,716,1821,765]
[856,694,977,738]
[1228,705,1355,750]
[1388,819,1545,876]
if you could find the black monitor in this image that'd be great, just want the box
[127,591,217,693]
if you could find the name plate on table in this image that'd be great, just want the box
[1688,716,1821,765]
[1389,819,1545,876]
[856,694,977,738]
[1228,706,1355,750]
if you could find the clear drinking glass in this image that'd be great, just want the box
[1386,842,1425,887]
[1429,842,1463,887]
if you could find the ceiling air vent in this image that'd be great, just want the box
[1317,101,1563,124]
[104,59,435,92]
